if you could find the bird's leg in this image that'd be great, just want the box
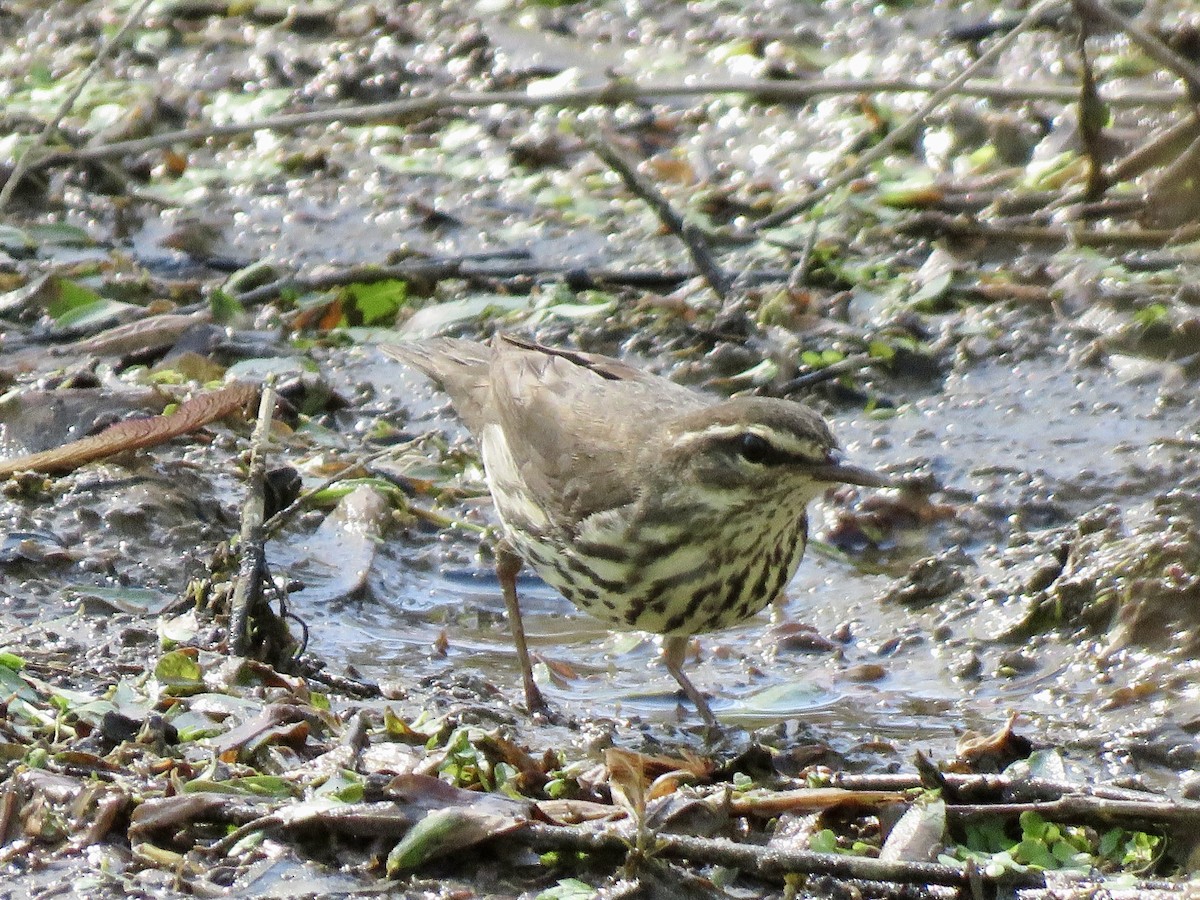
[662,634,718,728]
[495,541,548,715]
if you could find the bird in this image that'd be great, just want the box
[382,334,886,726]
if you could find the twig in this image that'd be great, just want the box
[232,261,796,309]
[902,211,1200,248]
[0,0,155,211]
[948,794,1200,829]
[584,132,730,300]
[30,77,1188,172]
[1073,0,1200,100]
[828,772,1181,805]
[1073,4,1108,201]
[1104,115,1200,187]
[507,822,1044,889]
[780,352,880,392]
[750,0,1067,232]
[229,381,278,657]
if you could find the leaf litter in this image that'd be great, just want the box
[2,0,1200,896]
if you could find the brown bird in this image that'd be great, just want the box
[383,334,886,725]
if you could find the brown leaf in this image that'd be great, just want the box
[730,787,908,817]
[0,382,257,477]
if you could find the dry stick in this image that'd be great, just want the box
[229,382,278,657]
[781,352,879,392]
[949,795,1200,829]
[1073,4,1108,201]
[829,772,1185,806]
[751,0,1067,233]
[31,77,1187,172]
[0,0,155,212]
[585,133,730,300]
[235,260,794,308]
[903,211,1200,248]
[1074,0,1200,100]
[507,822,1044,889]
[1104,114,1200,187]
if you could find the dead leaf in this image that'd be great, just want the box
[0,382,257,477]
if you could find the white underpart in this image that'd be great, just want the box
[481,423,549,533]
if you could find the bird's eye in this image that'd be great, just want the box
[737,433,772,464]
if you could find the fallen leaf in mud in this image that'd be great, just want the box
[953,712,1032,773]
[879,798,946,862]
[382,772,532,873]
[0,382,257,477]
[66,309,213,357]
[275,483,392,604]
[536,798,628,825]
[605,748,714,817]
[129,793,243,839]
[385,804,526,874]
[645,791,731,837]
[730,787,908,817]
[210,702,325,759]
[360,742,422,776]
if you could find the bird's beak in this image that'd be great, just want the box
[811,450,892,488]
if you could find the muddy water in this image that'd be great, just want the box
[277,319,1199,765]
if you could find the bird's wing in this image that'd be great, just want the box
[488,335,704,529]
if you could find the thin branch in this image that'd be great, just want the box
[230,259,795,308]
[229,381,278,657]
[584,132,730,300]
[949,795,1200,829]
[1104,114,1200,187]
[780,352,880,392]
[506,822,1045,889]
[750,0,1067,232]
[1073,0,1200,100]
[0,0,155,211]
[901,211,1200,249]
[29,77,1188,172]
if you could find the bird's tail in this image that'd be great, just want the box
[381,338,493,432]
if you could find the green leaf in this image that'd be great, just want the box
[1098,828,1122,858]
[385,808,471,874]
[25,223,94,247]
[343,279,408,326]
[210,288,245,323]
[46,278,137,329]
[867,340,896,361]
[536,879,597,900]
[0,661,38,703]
[154,650,202,688]
[1019,811,1047,840]
[0,224,35,253]
[183,775,296,797]
[47,278,103,320]
[1013,838,1056,869]
[810,829,838,853]
[315,769,365,802]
